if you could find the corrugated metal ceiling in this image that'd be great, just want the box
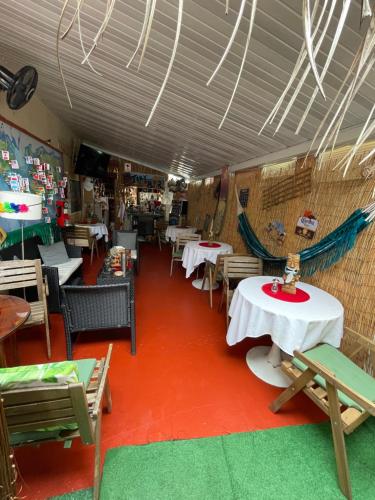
[0,0,373,177]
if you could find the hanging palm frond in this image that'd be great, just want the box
[76,0,102,76]
[362,0,373,21]
[127,0,152,68]
[296,0,352,134]
[137,0,157,71]
[206,0,247,87]
[259,0,329,135]
[81,0,116,65]
[218,0,257,129]
[57,0,73,108]
[261,0,353,137]
[302,0,326,99]
[145,0,183,127]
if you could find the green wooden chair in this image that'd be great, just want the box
[0,344,113,500]
[270,328,375,500]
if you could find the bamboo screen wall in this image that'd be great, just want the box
[187,142,375,346]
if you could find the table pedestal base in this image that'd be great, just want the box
[246,346,291,388]
[192,279,219,291]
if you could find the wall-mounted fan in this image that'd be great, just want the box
[0,65,38,110]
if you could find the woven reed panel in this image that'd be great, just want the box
[187,144,375,368]
[262,158,313,209]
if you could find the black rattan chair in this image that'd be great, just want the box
[61,283,136,359]
[137,216,155,239]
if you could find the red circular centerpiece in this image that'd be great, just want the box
[199,242,221,248]
[262,283,310,303]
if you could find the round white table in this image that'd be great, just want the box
[226,276,344,387]
[165,225,197,242]
[182,240,233,289]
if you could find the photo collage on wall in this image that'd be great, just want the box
[0,120,65,232]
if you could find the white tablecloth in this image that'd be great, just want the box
[182,240,233,278]
[165,225,197,242]
[76,223,109,242]
[227,276,344,355]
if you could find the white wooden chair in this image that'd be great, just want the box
[170,233,201,277]
[0,259,51,359]
[64,226,98,265]
[220,255,263,326]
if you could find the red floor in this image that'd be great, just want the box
[9,243,325,499]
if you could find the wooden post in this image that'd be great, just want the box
[0,395,17,499]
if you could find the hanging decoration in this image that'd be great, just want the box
[266,221,286,246]
[0,202,29,214]
[236,188,375,276]
[206,0,258,129]
[212,165,229,235]
[259,1,375,180]
[57,0,183,127]
[295,210,319,240]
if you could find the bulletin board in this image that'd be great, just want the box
[0,117,66,234]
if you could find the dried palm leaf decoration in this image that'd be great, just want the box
[57,0,183,127]
[55,0,375,176]
[260,1,375,179]
[218,0,257,130]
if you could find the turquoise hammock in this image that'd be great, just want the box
[238,208,372,277]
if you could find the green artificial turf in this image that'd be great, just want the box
[52,420,375,500]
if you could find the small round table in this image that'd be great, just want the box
[182,240,233,289]
[165,225,197,242]
[226,276,344,387]
[0,295,31,367]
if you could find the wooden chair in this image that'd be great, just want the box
[220,255,263,326]
[156,220,169,251]
[201,253,248,309]
[170,233,201,277]
[1,344,112,500]
[270,327,375,500]
[0,259,51,359]
[63,226,98,265]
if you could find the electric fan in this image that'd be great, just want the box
[0,65,38,110]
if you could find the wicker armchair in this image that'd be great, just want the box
[61,283,136,359]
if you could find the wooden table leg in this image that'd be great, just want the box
[0,342,7,368]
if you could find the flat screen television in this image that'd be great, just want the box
[75,144,110,178]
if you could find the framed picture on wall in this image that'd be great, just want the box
[239,188,249,208]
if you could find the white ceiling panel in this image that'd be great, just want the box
[0,0,373,177]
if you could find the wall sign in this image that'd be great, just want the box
[239,188,249,208]
[295,211,319,240]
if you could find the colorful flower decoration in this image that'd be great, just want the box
[0,202,29,214]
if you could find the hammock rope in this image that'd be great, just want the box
[236,191,373,276]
